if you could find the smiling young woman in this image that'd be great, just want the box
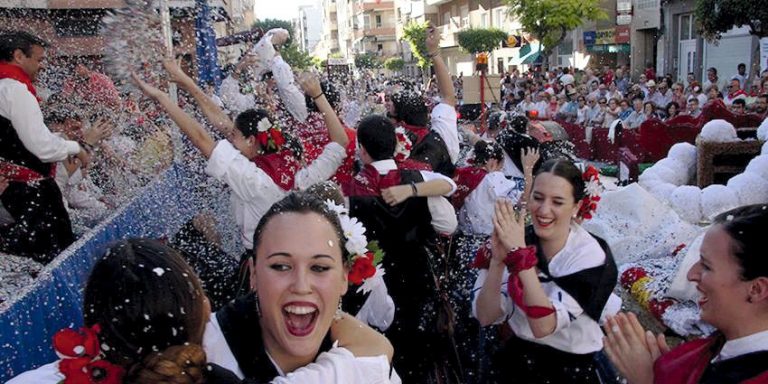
[604,204,768,384]
[204,192,398,383]
[473,158,620,383]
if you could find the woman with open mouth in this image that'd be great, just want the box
[205,191,399,383]
[604,204,768,384]
[473,158,621,383]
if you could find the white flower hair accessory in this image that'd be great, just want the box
[257,117,272,132]
[394,126,413,162]
[578,165,603,220]
[324,200,385,288]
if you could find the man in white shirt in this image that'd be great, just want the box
[0,31,90,262]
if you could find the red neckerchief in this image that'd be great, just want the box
[343,164,404,197]
[330,128,358,187]
[0,63,38,102]
[399,122,429,144]
[728,89,747,99]
[451,166,487,210]
[251,149,300,191]
[654,336,768,384]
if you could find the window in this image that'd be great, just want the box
[680,14,694,40]
[460,5,469,28]
[376,14,382,28]
[377,43,383,52]
[481,12,489,28]
[443,11,451,26]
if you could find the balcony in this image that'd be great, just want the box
[425,0,451,6]
[353,0,394,13]
[438,23,457,47]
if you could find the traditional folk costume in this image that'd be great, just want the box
[203,293,399,383]
[0,64,80,262]
[345,159,459,383]
[398,102,460,177]
[472,224,621,383]
[653,331,768,384]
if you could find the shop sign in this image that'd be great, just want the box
[616,0,632,12]
[583,31,596,46]
[595,29,615,45]
[617,14,632,25]
[615,26,630,43]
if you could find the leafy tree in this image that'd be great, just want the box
[311,56,325,69]
[384,57,405,72]
[252,18,295,45]
[504,0,605,67]
[355,52,381,69]
[695,0,768,39]
[457,28,507,53]
[280,43,314,70]
[402,20,430,68]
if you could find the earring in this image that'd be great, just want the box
[333,300,343,321]
[254,293,261,317]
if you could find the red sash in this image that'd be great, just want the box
[251,150,300,191]
[451,166,487,210]
[0,160,50,183]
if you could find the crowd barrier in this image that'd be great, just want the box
[0,163,209,381]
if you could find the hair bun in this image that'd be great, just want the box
[127,344,206,384]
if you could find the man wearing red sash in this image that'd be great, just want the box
[0,31,90,262]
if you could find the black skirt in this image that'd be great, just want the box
[492,334,601,384]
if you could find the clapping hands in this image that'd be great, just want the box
[603,312,670,384]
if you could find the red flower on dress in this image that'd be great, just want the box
[53,324,101,359]
[348,254,376,285]
[577,165,602,221]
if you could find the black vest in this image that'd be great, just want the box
[0,115,53,175]
[700,350,768,384]
[215,293,334,383]
[407,130,455,177]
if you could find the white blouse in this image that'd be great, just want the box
[458,171,524,236]
[471,223,622,354]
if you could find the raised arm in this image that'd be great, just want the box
[425,25,456,107]
[298,72,348,147]
[131,73,216,158]
[162,58,236,138]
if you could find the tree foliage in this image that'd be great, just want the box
[457,28,507,53]
[251,18,295,45]
[384,57,405,72]
[355,52,381,69]
[504,0,605,58]
[694,0,768,39]
[402,20,430,68]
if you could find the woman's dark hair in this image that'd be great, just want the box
[83,239,207,374]
[508,115,529,134]
[666,101,680,115]
[473,140,503,165]
[534,158,585,203]
[391,91,429,127]
[496,128,540,173]
[357,114,396,161]
[234,108,303,157]
[713,204,768,281]
[252,191,348,262]
[306,180,345,206]
[0,31,48,61]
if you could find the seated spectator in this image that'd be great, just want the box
[724,78,748,106]
[618,99,632,120]
[664,101,680,120]
[623,96,646,129]
[751,93,767,115]
[730,98,746,114]
[685,97,702,117]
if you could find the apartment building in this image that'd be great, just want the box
[294,4,323,53]
[395,0,438,77]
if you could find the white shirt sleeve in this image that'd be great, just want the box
[272,347,398,384]
[419,170,457,196]
[429,103,459,164]
[354,273,395,331]
[5,361,63,384]
[471,268,515,325]
[0,79,81,162]
[271,55,309,122]
[294,142,347,190]
[219,75,255,116]
[427,196,457,234]
[205,140,285,200]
